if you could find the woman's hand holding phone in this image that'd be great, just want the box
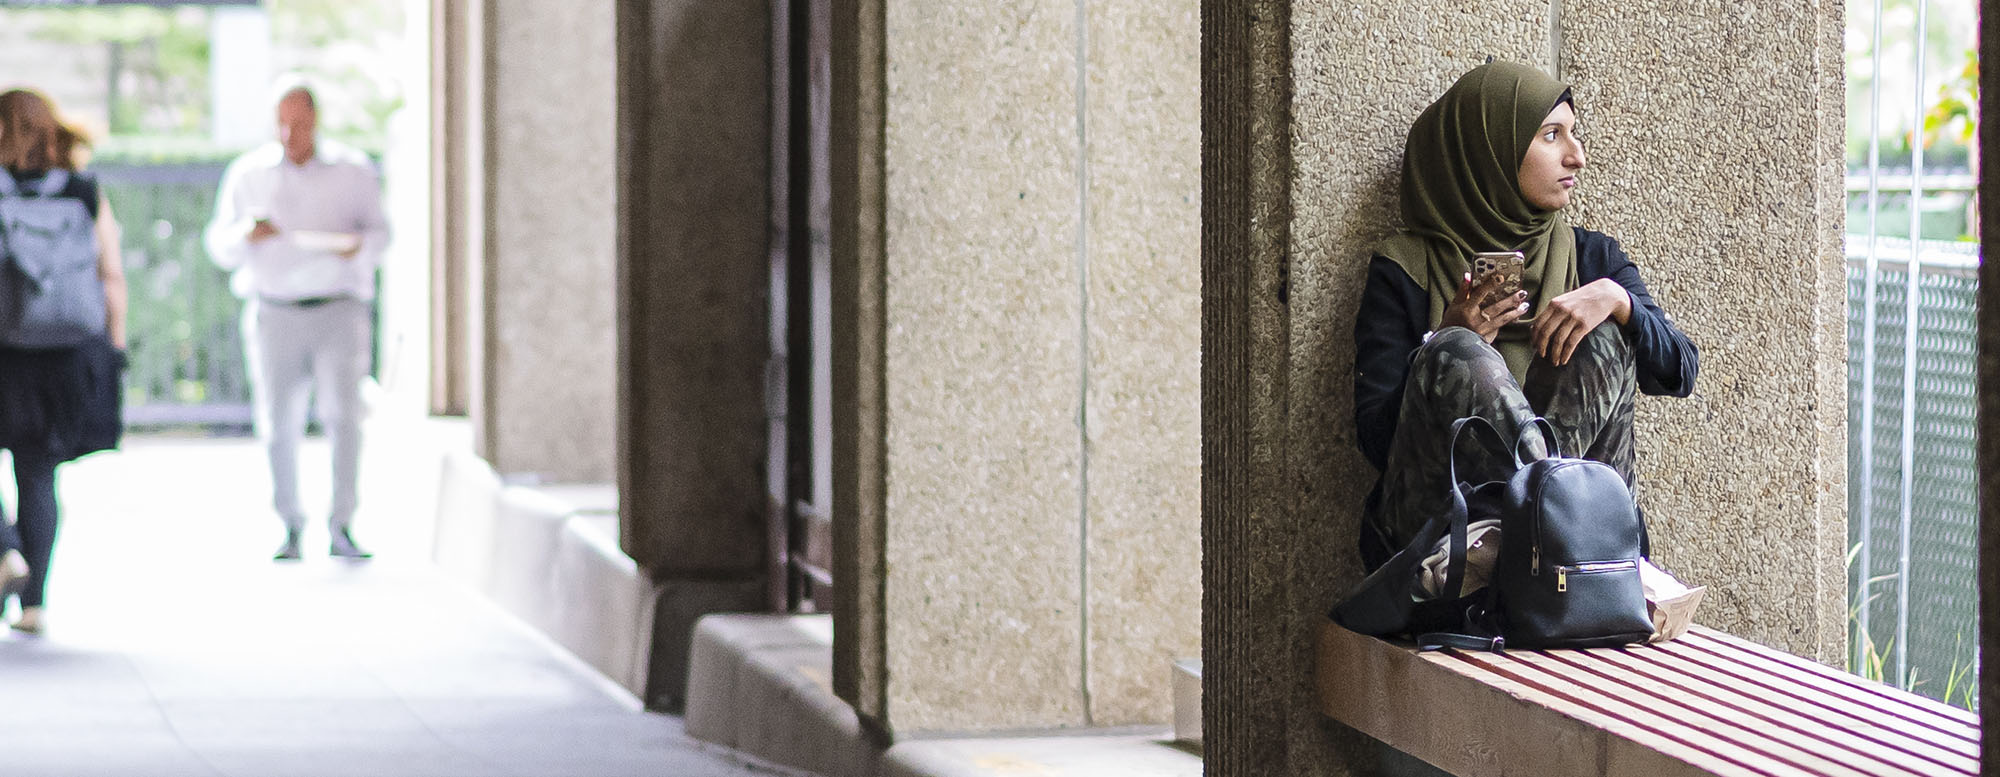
[1441,271,1529,343]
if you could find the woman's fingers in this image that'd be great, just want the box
[1533,302,1576,360]
[1554,320,1590,365]
[1480,293,1524,332]
[1487,298,1528,333]
[1543,319,1572,363]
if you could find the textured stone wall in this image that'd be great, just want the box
[1200,1,1301,772]
[483,0,617,483]
[841,0,1201,734]
[1561,0,1848,660]
[1080,0,1203,728]
[830,0,890,727]
[1206,0,1844,773]
[880,0,1089,731]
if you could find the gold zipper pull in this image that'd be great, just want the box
[1556,568,1568,593]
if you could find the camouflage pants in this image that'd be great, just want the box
[1374,323,1637,549]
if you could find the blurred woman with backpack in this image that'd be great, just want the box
[0,87,127,635]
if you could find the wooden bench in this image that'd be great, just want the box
[1317,621,1979,776]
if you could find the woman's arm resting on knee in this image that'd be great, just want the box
[1585,234,1698,397]
[1530,278,1631,366]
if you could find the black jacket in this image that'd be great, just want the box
[1352,227,1699,471]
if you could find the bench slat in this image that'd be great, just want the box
[1542,649,1942,777]
[1318,621,1979,776]
[1685,628,1980,731]
[1587,646,1978,776]
[1452,650,1880,777]
[1651,637,1980,761]
[1318,622,1752,777]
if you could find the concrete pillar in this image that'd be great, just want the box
[430,0,480,417]
[615,0,774,710]
[832,0,1200,736]
[476,0,618,484]
[1202,0,1845,773]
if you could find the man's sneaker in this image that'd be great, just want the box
[0,550,29,599]
[330,529,373,560]
[273,531,303,562]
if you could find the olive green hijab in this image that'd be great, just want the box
[1377,60,1579,381]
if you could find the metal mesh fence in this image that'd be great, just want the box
[1845,245,1980,708]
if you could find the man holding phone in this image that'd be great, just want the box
[205,76,390,562]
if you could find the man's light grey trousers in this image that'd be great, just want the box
[243,298,370,534]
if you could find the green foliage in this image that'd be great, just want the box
[1843,0,1979,169]
[1937,632,1979,712]
[4,1,406,146]
[25,6,211,135]
[1845,543,1979,713]
[266,0,407,142]
[1921,51,1977,149]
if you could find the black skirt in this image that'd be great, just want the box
[0,338,123,462]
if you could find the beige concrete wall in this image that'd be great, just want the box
[1081,2,1201,727]
[1205,0,1844,773]
[880,0,1088,731]
[480,0,618,483]
[1561,0,1848,660]
[841,0,1201,734]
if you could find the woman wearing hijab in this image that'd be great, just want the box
[0,88,127,634]
[1351,61,1698,569]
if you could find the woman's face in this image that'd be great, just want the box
[1517,101,1585,211]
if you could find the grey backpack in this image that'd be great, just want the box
[0,169,105,349]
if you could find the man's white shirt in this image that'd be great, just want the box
[204,140,390,302]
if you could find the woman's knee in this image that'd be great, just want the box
[1412,326,1498,369]
[1409,326,1510,386]
[1566,321,1636,380]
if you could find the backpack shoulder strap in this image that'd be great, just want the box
[1440,417,1516,601]
[1516,417,1561,460]
[31,169,70,197]
[0,169,70,198]
[1445,416,1517,488]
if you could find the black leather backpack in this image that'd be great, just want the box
[1331,416,1653,650]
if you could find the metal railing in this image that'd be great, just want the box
[1844,235,1978,706]
[1844,0,1980,708]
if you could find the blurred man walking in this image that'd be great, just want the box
[205,77,389,561]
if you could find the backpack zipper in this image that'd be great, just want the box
[1553,560,1637,592]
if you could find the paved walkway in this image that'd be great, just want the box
[0,424,778,777]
